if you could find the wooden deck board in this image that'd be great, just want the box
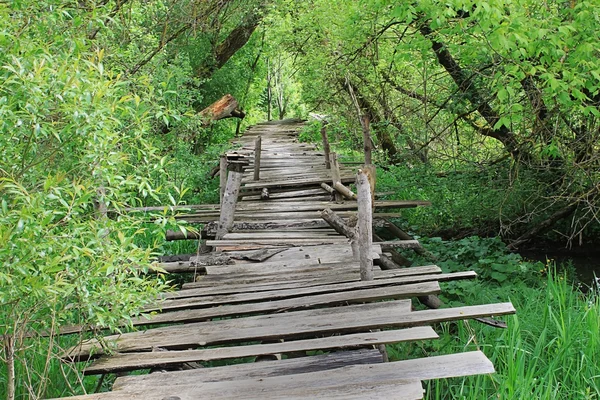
[84,327,438,374]
[53,121,514,400]
[55,350,495,399]
[66,301,514,361]
[135,282,441,325]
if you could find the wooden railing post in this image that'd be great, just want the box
[329,153,343,202]
[216,160,244,240]
[320,122,331,169]
[219,155,227,205]
[253,136,262,181]
[356,169,373,281]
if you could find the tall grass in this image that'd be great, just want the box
[389,272,600,399]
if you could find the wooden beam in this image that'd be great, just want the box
[65,301,514,361]
[219,154,227,205]
[357,169,374,281]
[84,327,438,374]
[329,152,343,201]
[253,136,261,181]
[320,122,331,169]
[215,161,245,239]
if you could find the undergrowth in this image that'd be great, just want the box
[388,237,600,399]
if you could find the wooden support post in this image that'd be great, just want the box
[356,169,373,281]
[219,155,227,205]
[361,164,376,210]
[253,136,261,181]
[320,122,331,169]
[329,153,343,202]
[216,161,244,240]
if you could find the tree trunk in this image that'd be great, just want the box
[418,23,527,161]
[200,94,245,126]
[5,335,15,400]
[508,202,579,250]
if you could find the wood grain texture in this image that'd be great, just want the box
[134,282,441,326]
[54,351,494,399]
[66,301,514,361]
[84,327,438,374]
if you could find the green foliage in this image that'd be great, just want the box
[389,271,600,399]
[413,236,543,289]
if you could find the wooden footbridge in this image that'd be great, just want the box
[55,120,515,400]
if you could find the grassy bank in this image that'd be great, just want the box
[388,237,600,399]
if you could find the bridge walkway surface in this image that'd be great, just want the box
[53,120,515,400]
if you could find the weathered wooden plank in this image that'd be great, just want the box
[202,261,363,278]
[67,301,412,360]
[58,350,494,399]
[135,283,441,325]
[113,349,490,391]
[206,238,351,247]
[66,301,514,360]
[182,200,431,214]
[221,232,338,240]
[378,240,422,249]
[179,211,410,222]
[179,270,474,295]
[85,327,439,374]
[163,266,443,303]
[241,188,327,200]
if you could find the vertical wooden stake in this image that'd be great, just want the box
[219,155,227,205]
[253,136,261,181]
[216,162,244,240]
[320,122,331,169]
[329,153,343,202]
[356,169,373,281]
[362,163,377,210]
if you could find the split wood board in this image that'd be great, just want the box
[162,267,442,303]
[85,327,438,374]
[179,271,476,295]
[241,188,327,200]
[56,351,495,400]
[221,232,341,240]
[66,301,514,360]
[206,238,351,247]
[133,282,441,326]
[111,350,487,390]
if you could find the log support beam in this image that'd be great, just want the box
[216,160,246,240]
[320,122,331,169]
[253,136,262,181]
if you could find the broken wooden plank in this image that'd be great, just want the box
[206,238,351,248]
[163,266,443,302]
[57,350,495,399]
[179,271,476,295]
[85,327,438,374]
[66,301,514,360]
[134,282,441,326]
[378,240,422,249]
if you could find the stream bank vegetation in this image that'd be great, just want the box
[1,0,599,398]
